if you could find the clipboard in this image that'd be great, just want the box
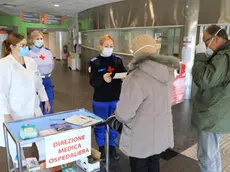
[65,115,99,127]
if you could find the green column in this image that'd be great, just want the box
[17,24,27,39]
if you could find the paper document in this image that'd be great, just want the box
[65,115,100,126]
[113,72,127,79]
[39,129,57,136]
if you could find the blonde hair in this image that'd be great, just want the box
[98,34,114,52]
[99,34,114,46]
[29,30,44,46]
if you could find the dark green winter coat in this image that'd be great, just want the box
[192,41,230,133]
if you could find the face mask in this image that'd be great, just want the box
[18,47,29,56]
[205,37,215,57]
[34,40,44,48]
[205,28,222,57]
[101,48,113,57]
[206,47,214,57]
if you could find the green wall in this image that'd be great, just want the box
[79,18,93,31]
[0,16,69,38]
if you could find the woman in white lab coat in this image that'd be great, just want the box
[0,33,50,166]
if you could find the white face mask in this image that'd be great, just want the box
[34,40,44,48]
[101,47,113,57]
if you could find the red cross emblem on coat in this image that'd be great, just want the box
[107,66,114,73]
[40,55,45,60]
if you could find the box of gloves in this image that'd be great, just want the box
[76,148,100,172]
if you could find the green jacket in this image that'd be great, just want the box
[192,41,230,133]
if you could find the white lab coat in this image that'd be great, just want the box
[0,54,48,162]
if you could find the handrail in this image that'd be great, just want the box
[80,24,230,33]
[80,25,184,33]
[81,45,133,57]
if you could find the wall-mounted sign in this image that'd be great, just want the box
[172,63,186,105]
[20,11,42,23]
[44,14,64,25]
[183,36,193,46]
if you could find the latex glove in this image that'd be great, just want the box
[195,42,206,54]
[103,73,112,83]
[44,101,51,114]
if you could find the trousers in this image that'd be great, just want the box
[129,154,160,172]
[197,131,222,172]
[93,101,118,146]
[40,77,54,114]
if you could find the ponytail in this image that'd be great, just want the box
[1,33,24,58]
[1,39,11,57]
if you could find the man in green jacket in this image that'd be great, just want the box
[192,25,230,172]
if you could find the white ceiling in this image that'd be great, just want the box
[0,0,123,16]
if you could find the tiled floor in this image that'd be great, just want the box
[51,61,200,172]
[181,134,230,172]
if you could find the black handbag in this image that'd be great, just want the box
[106,115,123,134]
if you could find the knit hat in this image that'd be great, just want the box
[131,34,159,57]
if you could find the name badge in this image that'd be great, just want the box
[98,68,106,72]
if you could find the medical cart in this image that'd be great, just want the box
[3,109,110,172]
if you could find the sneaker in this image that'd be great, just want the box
[110,146,120,160]
[99,146,106,162]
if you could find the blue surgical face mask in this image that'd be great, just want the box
[206,47,214,57]
[34,40,44,48]
[18,47,29,57]
[206,37,214,57]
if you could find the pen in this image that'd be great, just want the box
[49,118,65,121]
[87,116,96,119]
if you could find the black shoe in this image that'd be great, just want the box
[110,146,120,160]
[99,146,106,162]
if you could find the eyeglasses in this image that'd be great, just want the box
[16,44,27,48]
[204,36,213,43]
[204,36,214,46]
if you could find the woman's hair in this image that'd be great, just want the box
[99,34,114,46]
[2,33,24,57]
[29,30,43,46]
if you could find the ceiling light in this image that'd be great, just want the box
[2,3,17,8]
[54,4,59,7]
